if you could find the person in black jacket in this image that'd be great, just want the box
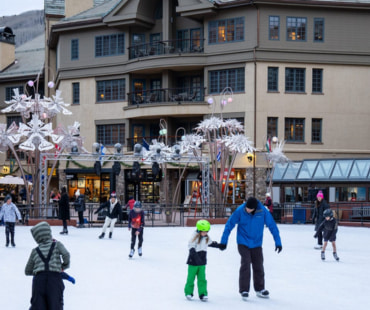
[311,190,329,249]
[128,201,145,258]
[314,209,339,261]
[58,187,70,235]
[73,189,86,228]
[95,192,122,239]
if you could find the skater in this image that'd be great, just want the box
[95,192,122,239]
[264,193,273,214]
[58,187,70,235]
[25,221,71,309]
[314,209,339,261]
[73,189,86,228]
[0,195,22,247]
[312,190,329,249]
[125,196,135,211]
[128,201,145,258]
[218,197,282,300]
[184,220,222,302]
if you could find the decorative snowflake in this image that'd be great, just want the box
[1,88,31,114]
[0,122,21,152]
[44,90,72,118]
[266,140,289,165]
[53,121,87,153]
[223,133,255,153]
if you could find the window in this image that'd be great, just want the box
[209,68,244,93]
[314,18,324,42]
[97,79,126,102]
[267,117,278,138]
[285,118,305,142]
[5,86,23,101]
[312,68,323,93]
[95,34,125,57]
[97,124,125,146]
[287,17,307,41]
[311,118,322,143]
[71,39,79,60]
[285,68,305,92]
[72,83,80,105]
[209,17,244,44]
[269,16,280,40]
[268,67,279,91]
[7,115,22,128]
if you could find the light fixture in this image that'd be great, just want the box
[70,141,79,154]
[172,144,181,160]
[247,152,253,163]
[92,142,100,155]
[114,143,122,155]
[134,143,142,156]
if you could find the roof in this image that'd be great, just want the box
[272,159,370,183]
[0,34,44,80]
[45,0,64,16]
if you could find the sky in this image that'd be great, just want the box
[1,0,44,16]
[0,223,369,309]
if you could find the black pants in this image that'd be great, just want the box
[237,244,265,293]
[5,222,15,244]
[62,220,68,231]
[30,272,64,310]
[130,228,144,249]
[317,230,323,245]
[78,211,84,225]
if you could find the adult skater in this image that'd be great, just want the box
[218,197,282,300]
[312,190,329,249]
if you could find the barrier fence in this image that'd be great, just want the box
[7,202,370,227]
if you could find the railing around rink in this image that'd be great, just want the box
[13,202,370,227]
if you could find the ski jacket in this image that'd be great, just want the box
[58,193,70,221]
[95,199,122,220]
[0,202,21,223]
[312,199,329,230]
[126,199,135,210]
[128,209,145,232]
[73,195,86,212]
[316,217,338,240]
[25,222,70,275]
[221,200,282,249]
[186,231,216,266]
[264,197,273,213]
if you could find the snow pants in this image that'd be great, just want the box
[238,244,265,293]
[101,217,117,234]
[30,271,65,310]
[130,228,143,249]
[184,265,207,297]
[5,222,15,244]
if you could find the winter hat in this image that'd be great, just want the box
[4,195,12,202]
[110,192,117,199]
[316,190,324,199]
[75,189,80,196]
[246,197,258,210]
[266,193,271,197]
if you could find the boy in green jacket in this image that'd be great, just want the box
[25,221,71,309]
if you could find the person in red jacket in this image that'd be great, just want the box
[126,196,135,210]
[128,201,145,258]
[264,193,273,214]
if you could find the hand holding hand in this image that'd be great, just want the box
[275,245,282,253]
[218,243,227,251]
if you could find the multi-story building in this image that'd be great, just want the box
[3,0,370,206]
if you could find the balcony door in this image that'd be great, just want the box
[132,79,146,103]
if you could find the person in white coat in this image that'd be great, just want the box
[0,195,22,247]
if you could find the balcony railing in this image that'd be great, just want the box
[127,87,206,106]
[128,39,205,59]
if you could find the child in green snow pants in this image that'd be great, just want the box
[184,265,207,297]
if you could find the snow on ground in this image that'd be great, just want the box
[0,223,369,310]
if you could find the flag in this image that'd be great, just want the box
[142,138,150,151]
[217,151,221,162]
[99,145,106,163]
[265,138,271,153]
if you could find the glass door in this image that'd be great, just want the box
[132,79,146,104]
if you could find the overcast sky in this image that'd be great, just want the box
[1,0,44,16]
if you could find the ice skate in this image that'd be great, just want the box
[199,294,208,302]
[185,294,193,301]
[333,252,339,261]
[99,233,105,239]
[138,247,142,256]
[314,244,322,250]
[256,290,269,298]
[321,251,325,260]
[241,291,249,301]
[109,232,112,239]
[129,249,135,258]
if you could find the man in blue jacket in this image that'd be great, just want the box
[218,197,282,300]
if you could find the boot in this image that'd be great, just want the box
[99,233,105,239]
[109,232,112,239]
[60,228,68,235]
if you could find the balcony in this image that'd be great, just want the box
[127,87,206,106]
[128,39,204,60]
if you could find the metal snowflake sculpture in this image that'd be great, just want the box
[266,140,289,165]
[44,89,72,118]
[0,122,21,152]
[1,88,32,114]
[53,121,87,153]
[224,133,255,154]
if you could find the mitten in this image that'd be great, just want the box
[67,275,76,284]
[275,245,282,253]
[218,243,227,251]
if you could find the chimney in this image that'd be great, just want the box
[0,26,15,71]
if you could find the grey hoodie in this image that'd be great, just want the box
[25,222,70,275]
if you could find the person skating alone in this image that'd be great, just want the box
[73,189,86,228]
[218,197,282,300]
[128,201,145,258]
[184,220,222,302]
[312,190,329,249]
[0,195,22,247]
[58,187,70,235]
[95,192,122,239]
[25,221,71,309]
[314,208,339,261]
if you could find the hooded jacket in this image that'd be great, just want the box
[0,200,21,223]
[25,222,70,275]
[221,200,282,249]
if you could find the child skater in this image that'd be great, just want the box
[314,208,339,261]
[128,201,145,258]
[184,219,222,302]
[25,221,72,309]
[0,195,22,247]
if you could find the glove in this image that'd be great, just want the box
[67,275,76,284]
[275,245,282,253]
[209,241,221,248]
[218,243,227,251]
[313,233,318,238]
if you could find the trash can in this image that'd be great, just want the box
[272,203,281,223]
[293,205,306,224]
